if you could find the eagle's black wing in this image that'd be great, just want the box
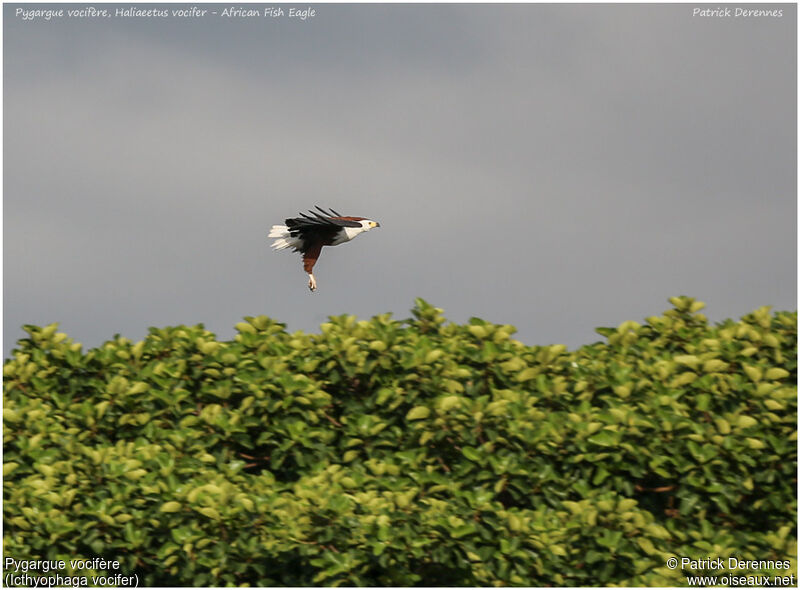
[285,208,361,230]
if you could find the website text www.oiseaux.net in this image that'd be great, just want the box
[667,557,795,587]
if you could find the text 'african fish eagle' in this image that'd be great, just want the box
[268,206,380,291]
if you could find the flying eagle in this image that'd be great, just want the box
[268,206,380,291]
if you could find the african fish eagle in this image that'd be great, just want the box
[268,206,380,291]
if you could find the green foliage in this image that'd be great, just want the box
[3,297,797,586]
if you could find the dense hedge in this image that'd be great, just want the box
[3,297,796,586]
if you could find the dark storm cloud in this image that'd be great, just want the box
[3,4,796,356]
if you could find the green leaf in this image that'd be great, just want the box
[439,396,462,412]
[737,415,758,429]
[715,418,731,434]
[745,438,766,450]
[516,367,537,382]
[765,368,789,381]
[462,447,481,462]
[674,354,700,368]
[703,359,728,373]
[744,365,762,382]
[588,430,619,447]
[406,406,430,421]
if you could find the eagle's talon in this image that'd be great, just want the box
[308,275,317,291]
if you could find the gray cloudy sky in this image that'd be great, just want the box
[3,3,796,356]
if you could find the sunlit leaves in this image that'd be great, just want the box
[2,297,796,586]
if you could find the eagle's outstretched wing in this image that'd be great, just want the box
[288,206,363,230]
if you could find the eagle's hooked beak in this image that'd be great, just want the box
[370,221,380,228]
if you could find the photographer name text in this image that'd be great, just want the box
[692,7,783,18]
